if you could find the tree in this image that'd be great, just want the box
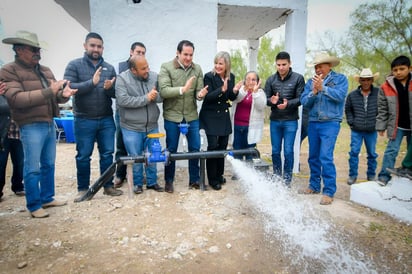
[344,0,412,84]
[257,36,284,87]
[230,48,247,82]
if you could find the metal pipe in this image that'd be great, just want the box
[75,148,261,202]
[118,148,260,164]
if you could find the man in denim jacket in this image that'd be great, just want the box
[300,53,348,205]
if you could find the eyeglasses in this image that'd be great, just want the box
[25,46,41,53]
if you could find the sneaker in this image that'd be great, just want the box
[320,195,333,205]
[103,187,123,196]
[367,176,376,181]
[298,187,320,194]
[164,182,174,193]
[133,185,143,194]
[386,167,412,177]
[42,199,67,208]
[146,183,164,192]
[31,208,49,218]
[377,176,389,186]
[347,177,357,185]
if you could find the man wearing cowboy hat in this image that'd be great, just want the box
[0,30,77,218]
[345,68,380,185]
[299,52,348,205]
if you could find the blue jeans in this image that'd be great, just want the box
[0,137,24,197]
[233,125,255,160]
[20,122,56,212]
[307,121,340,197]
[74,116,115,191]
[378,128,411,181]
[115,109,127,179]
[164,119,200,183]
[122,127,159,187]
[348,130,378,179]
[270,120,298,182]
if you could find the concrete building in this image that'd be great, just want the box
[55,0,308,74]
[0,0,308,171]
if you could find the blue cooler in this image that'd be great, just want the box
[60,117,76,143]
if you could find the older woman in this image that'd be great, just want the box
[199,51,241,190]
[231,71,266,179]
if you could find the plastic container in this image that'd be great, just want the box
[60,117,76,143]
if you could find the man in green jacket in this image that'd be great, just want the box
[158,40,208,193]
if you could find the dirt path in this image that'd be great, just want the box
[0,127,411,273]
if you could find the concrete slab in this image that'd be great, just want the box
[350,177,412,224]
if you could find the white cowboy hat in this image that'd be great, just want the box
[2,30,46,48]
[310,52,340,67]
[354,68,380,81]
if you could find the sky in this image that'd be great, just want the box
[218,0,369,52]
[307,0,364,38]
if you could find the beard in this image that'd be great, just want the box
[86,51,101,61]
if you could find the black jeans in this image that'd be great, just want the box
[0,137,24,197]
[206,134,229,186]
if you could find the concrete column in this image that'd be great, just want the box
[284,6,308,173]
[247,39,260,71]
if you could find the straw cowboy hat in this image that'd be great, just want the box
[354,68,380,82]
[310,52,340,67]
[2,30,46,48]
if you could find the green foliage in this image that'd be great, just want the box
[230,36,285,86]
[369,222,385,232]
[230,48,247,83]
[342,0,412,88]
[257,36,284,87]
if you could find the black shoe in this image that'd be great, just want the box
[347,177,357,185]
[133,185,143,194]
[165,182,174,193]
[377,176,389,186]
[231,175,238,180]
[14,190,25,196]
[219,177,226,185]
[189,182,200,189]
[147,183,164,192]
[210,183,221,191]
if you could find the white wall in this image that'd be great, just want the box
[0,0,88,79]
[90,0,218,74]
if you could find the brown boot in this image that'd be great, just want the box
[320,195,333,205]
[31,208,49,218]
[42,199,67,208]
[298,187,320,194]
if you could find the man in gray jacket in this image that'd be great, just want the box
[115,55,164,194]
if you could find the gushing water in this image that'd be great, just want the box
[227,156,377,273]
